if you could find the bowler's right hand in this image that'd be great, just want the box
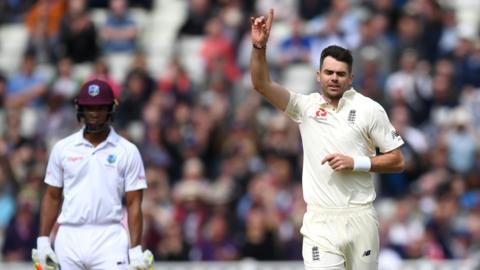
[250,9,274,47]
[32,236,59,270]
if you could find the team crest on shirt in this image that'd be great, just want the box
[348,109,356,124]
[107,154,117,164]
[312,246,320,261]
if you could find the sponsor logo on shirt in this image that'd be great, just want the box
[391,130,400,140]
[315,108,327,118]
[67,156,84,162]
[311,107,328,123]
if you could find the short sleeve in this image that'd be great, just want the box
[369,103,404,153]
[44,143,64,187]
[285,91,308,123]
[125,146,147,192]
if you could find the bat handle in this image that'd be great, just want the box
[34,262,43,270]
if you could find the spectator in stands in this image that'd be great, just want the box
[0,72,6,109]
[126,51,156,96]
[255,0,298,22]
[384,195,424,259]
[390,12,423,69]
[50,57,81,103]
[307,12,353,70]
[365,0,402,36]
[172,158,210,246]
[460,84,480,133]
[200,16,241,84]
[217,0,246,46]
[155,221,191,261]
[0,0,35,24]
[193,212,239,261]
[5,51,48,109]
[57,9,99,63]
[26,14,57,64]
[1,188,39,261]
[463,40,480,88]
[90,0,152,10]
[352,13,392,79]
[240,206,278,260]
[424,73,459,128]
[157,59,194,104]
[34,84,77,150]
[299,0,331,21]
[277,17,312,69]
[25,0,66,38]
[139,125,171,170]
[260,113,299,157]
[141,167,188,260]
[384,49,431,116]
[438,7,460,57]
[178,0,215,36]
[0,158,16,234]
[443,107,477,174]
[416,0,445,64]
[305,0,361,50]
[100,0,139,54]
[423,181,458,259]
[116,69,153,128]
[352,48,387,101]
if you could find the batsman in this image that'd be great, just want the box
[32,79,153,270]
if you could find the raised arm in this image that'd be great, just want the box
[250,9,290,111]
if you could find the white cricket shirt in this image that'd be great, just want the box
[285,88,404,207]
[44,127,147,225]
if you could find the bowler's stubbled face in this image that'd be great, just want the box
[317,56,353,102]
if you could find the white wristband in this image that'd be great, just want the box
[129,245,143,259]
[353,156,371,172]
[37,236,50,248]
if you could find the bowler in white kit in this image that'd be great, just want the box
[32,79,153,270]
[250,9,405,270]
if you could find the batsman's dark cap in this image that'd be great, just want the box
[77,79,115,106]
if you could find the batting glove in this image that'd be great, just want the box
[128,245,154,270]
[32,236,59,270]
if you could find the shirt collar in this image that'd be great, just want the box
[72,126,120,146]
[319,87,356,107]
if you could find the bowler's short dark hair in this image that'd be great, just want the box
[320,45,353,73]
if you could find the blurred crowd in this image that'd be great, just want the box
[0,0,480,265]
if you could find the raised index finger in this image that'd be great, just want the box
[265,9,274,31]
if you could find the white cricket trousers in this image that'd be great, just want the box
[301,204,379,270]
[54,223,129,270]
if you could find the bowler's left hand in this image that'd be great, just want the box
[321,153,354,171]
